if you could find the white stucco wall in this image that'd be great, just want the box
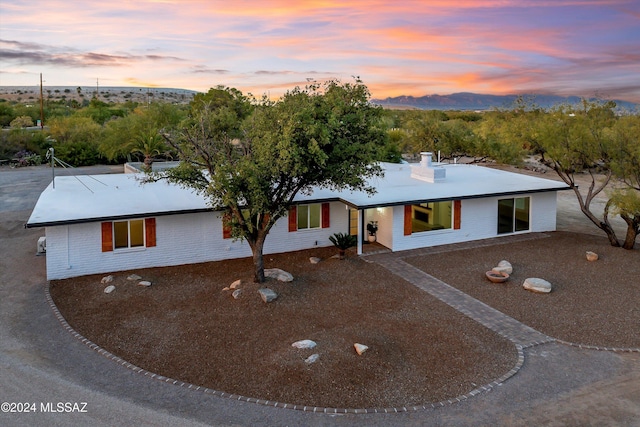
[44,193,557,280]
[368,207,394,249]
[45,202,350,280]
[390,191,557,252]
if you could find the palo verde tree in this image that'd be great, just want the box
[159,80,386,282]
[606,114,640,248]
[527,100,638,248]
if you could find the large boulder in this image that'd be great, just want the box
[258,288,278,303]
[523,278,552,293]
[264,268,293,282]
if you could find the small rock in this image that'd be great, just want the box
[138,281,152,287]
[264,268,293,282]
[258,288,278,303]
[305,354,320,364]
[100,275,114,284]
[232,289,242,299]
[222,287,230,292]
[492,260,513,275]
[523,278,552,293]
[230,279,242,289]
[127,274,142,281]
[354,343,369,355]
[292,339,317,349]
[104,285,115,294]
[586,251,599,262]
[309,257,321,264]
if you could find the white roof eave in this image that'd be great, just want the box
[26,163,570,227]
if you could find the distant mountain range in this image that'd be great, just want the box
[371,92,639,111]
[3,85,637,111]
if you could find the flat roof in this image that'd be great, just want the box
[26,162,569,228]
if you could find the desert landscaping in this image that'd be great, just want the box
[49,228,639,409]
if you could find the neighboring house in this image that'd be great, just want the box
[26,153,569,280]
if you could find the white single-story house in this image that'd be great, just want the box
[27,153,569,280]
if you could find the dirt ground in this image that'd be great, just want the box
[50,246,516,409]
[406,231,640,348]
[50,230,639,409]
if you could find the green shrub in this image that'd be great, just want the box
[329,232,357,250]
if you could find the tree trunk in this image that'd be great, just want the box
[620,213,639,250]
[250,234,266,283]
[602,200,622,247]
[143,155,153,172]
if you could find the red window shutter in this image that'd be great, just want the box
[145,218,157,247]
[288,206,297,232]
[404,205,412,236]
[222,213,232,239]
[453,200,461,230]
[321,203,330,228]
[101,222,113,252]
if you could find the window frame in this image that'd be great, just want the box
[102,218,156,252]
[288,203,330,232]
[297,203,322,230]
[497,196,531,234]
[407,201,453,234]
[113,219,146,250]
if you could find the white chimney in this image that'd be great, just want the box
[420,152,433,168]
[411,152,446,183]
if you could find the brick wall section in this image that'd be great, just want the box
[44,202,349,280]
[44,195,556,280]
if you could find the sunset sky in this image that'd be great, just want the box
[1,1,639,102]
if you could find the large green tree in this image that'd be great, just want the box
[503,100,639,249]
[99,102,185,164]
[159,80,386,282]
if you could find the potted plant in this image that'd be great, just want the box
[329,232,357,259]
[366,221,378,243]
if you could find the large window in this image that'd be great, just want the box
[498,197,530,234]
[114,219,145,249]
[297,204,321,230]
[102,218,155,252]
[410,201,452,233]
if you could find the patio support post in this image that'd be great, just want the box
[357,209,363,255]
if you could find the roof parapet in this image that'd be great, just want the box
[410,152,446,183]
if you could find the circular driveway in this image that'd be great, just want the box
[1,165,638,426]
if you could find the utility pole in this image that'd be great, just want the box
[39,73,44,129]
